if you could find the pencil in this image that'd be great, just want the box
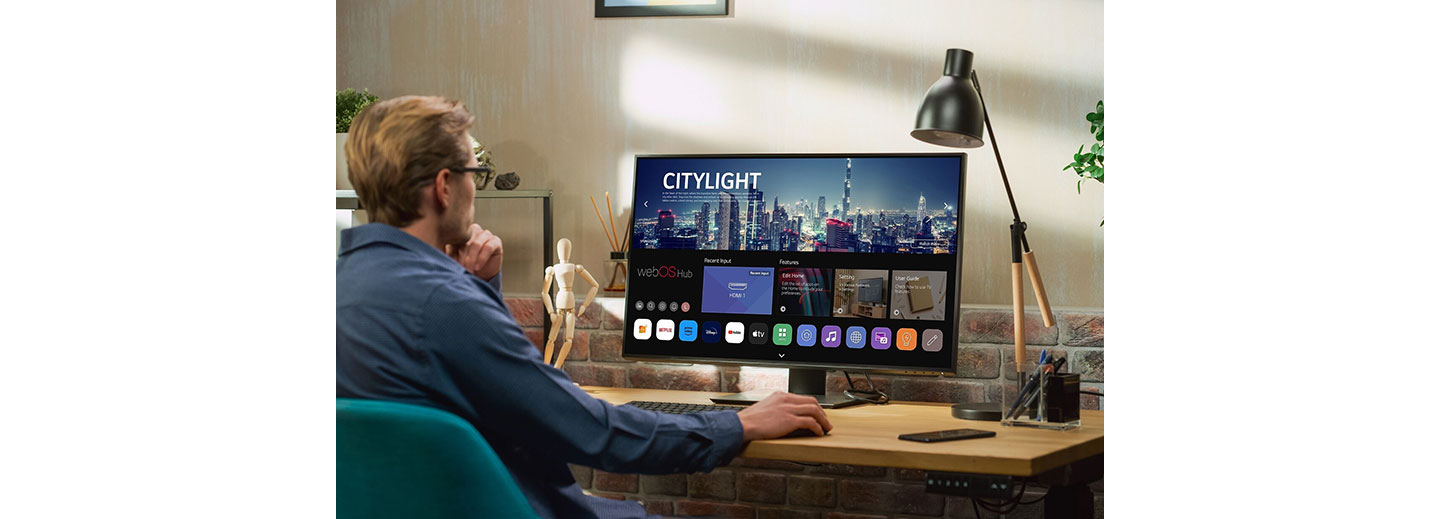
[590,196,618,251]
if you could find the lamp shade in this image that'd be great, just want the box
[911,49,985,149]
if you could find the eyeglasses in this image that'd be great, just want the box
[410,165,495,190]
[456,166,496,190]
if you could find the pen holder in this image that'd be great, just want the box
[1000,371,1081,430]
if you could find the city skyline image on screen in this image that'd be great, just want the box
[632,157,960,255]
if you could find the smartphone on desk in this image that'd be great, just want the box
[898,428,996,443]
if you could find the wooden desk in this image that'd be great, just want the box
[584,386,1104,518]
[584,386,1102,476]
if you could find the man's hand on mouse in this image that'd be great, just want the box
[446,223,503,281]
[737,392,833,441]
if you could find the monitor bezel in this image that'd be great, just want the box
[619,152,966,375]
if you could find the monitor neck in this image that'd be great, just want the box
[788,368,828,397]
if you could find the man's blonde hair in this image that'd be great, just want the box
[345,95,475,227]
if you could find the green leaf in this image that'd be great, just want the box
[336,88,380,133]
[1065,99,1105,196]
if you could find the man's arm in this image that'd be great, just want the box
[423,282,744,474]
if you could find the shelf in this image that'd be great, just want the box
[335,189,551,209]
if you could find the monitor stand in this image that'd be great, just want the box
[710,368,864,409]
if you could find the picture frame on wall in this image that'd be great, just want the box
[594,0,728,18]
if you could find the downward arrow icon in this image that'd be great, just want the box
[778,354,785,358]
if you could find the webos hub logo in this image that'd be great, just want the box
[634,265,694,279]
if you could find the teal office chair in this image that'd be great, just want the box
[337,398,539,519]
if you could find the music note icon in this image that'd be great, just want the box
[820,325,841,348]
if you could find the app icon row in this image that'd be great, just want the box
[634,300,691,312]
[632,319,942,351]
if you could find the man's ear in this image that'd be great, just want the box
[432,168,452,211]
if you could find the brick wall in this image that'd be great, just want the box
[506,295,1104,518]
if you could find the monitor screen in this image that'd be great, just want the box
[622,154,965,373]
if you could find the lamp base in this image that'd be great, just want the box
[951,403,1003,422]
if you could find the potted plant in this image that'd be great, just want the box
[469,136,520,190]
[1063,100,1103,225]
[336,89,379,189]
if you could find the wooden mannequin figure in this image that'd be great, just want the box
[541,238,599,368]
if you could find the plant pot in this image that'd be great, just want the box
[336,133,352,190]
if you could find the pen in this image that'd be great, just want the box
[1016,369,1048,420]
[1005,378,1039,421]
[1021,357,1069,421]
[1019,374,1042,415]
[1004,350,1050,419]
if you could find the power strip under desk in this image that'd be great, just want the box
[925,472,1016,498]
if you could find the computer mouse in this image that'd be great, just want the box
[782,428,827,438]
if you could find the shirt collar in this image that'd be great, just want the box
[338,223,466,274]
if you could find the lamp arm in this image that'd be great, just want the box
[972,69,1057,374]
[970,70,1025,242]
[1024,250,1056,327]
[974,69,1053,324]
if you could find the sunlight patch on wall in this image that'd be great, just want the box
[619,34,906,152]
[620,36,727,140]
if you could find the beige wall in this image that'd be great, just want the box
[337,0,1103,307]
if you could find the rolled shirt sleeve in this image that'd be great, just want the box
[481,270,502,293]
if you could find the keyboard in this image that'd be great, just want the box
[624,400,744,414]
[623,400,823,437]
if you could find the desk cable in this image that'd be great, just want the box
[841,371,888,405]
[970,478,1051,516]
[970,477,1057,517]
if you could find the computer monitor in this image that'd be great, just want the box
[622,154,966,406]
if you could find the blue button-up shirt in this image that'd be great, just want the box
[337,223,744,518]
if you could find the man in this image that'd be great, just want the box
[337,95,832,519]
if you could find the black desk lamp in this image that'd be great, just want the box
[911,49,1055,421]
